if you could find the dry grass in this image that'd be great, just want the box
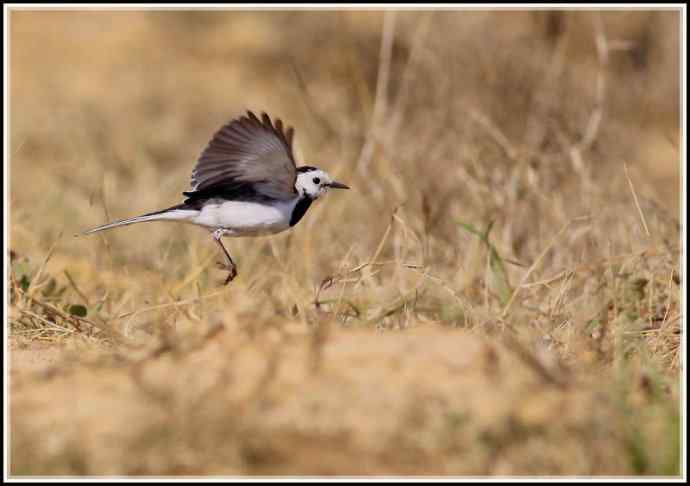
[8,9,683,477]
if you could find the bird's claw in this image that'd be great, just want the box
[216,261,238,285]
[224,267,238,285]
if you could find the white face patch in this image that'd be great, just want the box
[295,169,333,200]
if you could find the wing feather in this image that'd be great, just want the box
[189,110,298,200]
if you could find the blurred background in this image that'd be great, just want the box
[10,9,680,245]
[9,9,683,476]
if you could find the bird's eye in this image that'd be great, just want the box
[313,177,321,184]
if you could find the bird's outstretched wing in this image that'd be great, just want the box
[187,111,297,201]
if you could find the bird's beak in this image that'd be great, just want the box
[328,181,350,190]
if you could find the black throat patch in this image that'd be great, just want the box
[290,194,313,227]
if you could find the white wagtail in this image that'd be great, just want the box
[82,110,349,284]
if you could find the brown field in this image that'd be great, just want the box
[7,9,684,477]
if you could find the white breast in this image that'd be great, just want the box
[190,198,299,236]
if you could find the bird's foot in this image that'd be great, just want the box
[216,261,238,285]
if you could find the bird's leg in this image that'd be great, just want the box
[212,229,237,284]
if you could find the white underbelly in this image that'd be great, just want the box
[190,199,298,236]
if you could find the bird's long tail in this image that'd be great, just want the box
[81,205,198,235]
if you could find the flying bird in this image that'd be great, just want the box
[82,111,349,284]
